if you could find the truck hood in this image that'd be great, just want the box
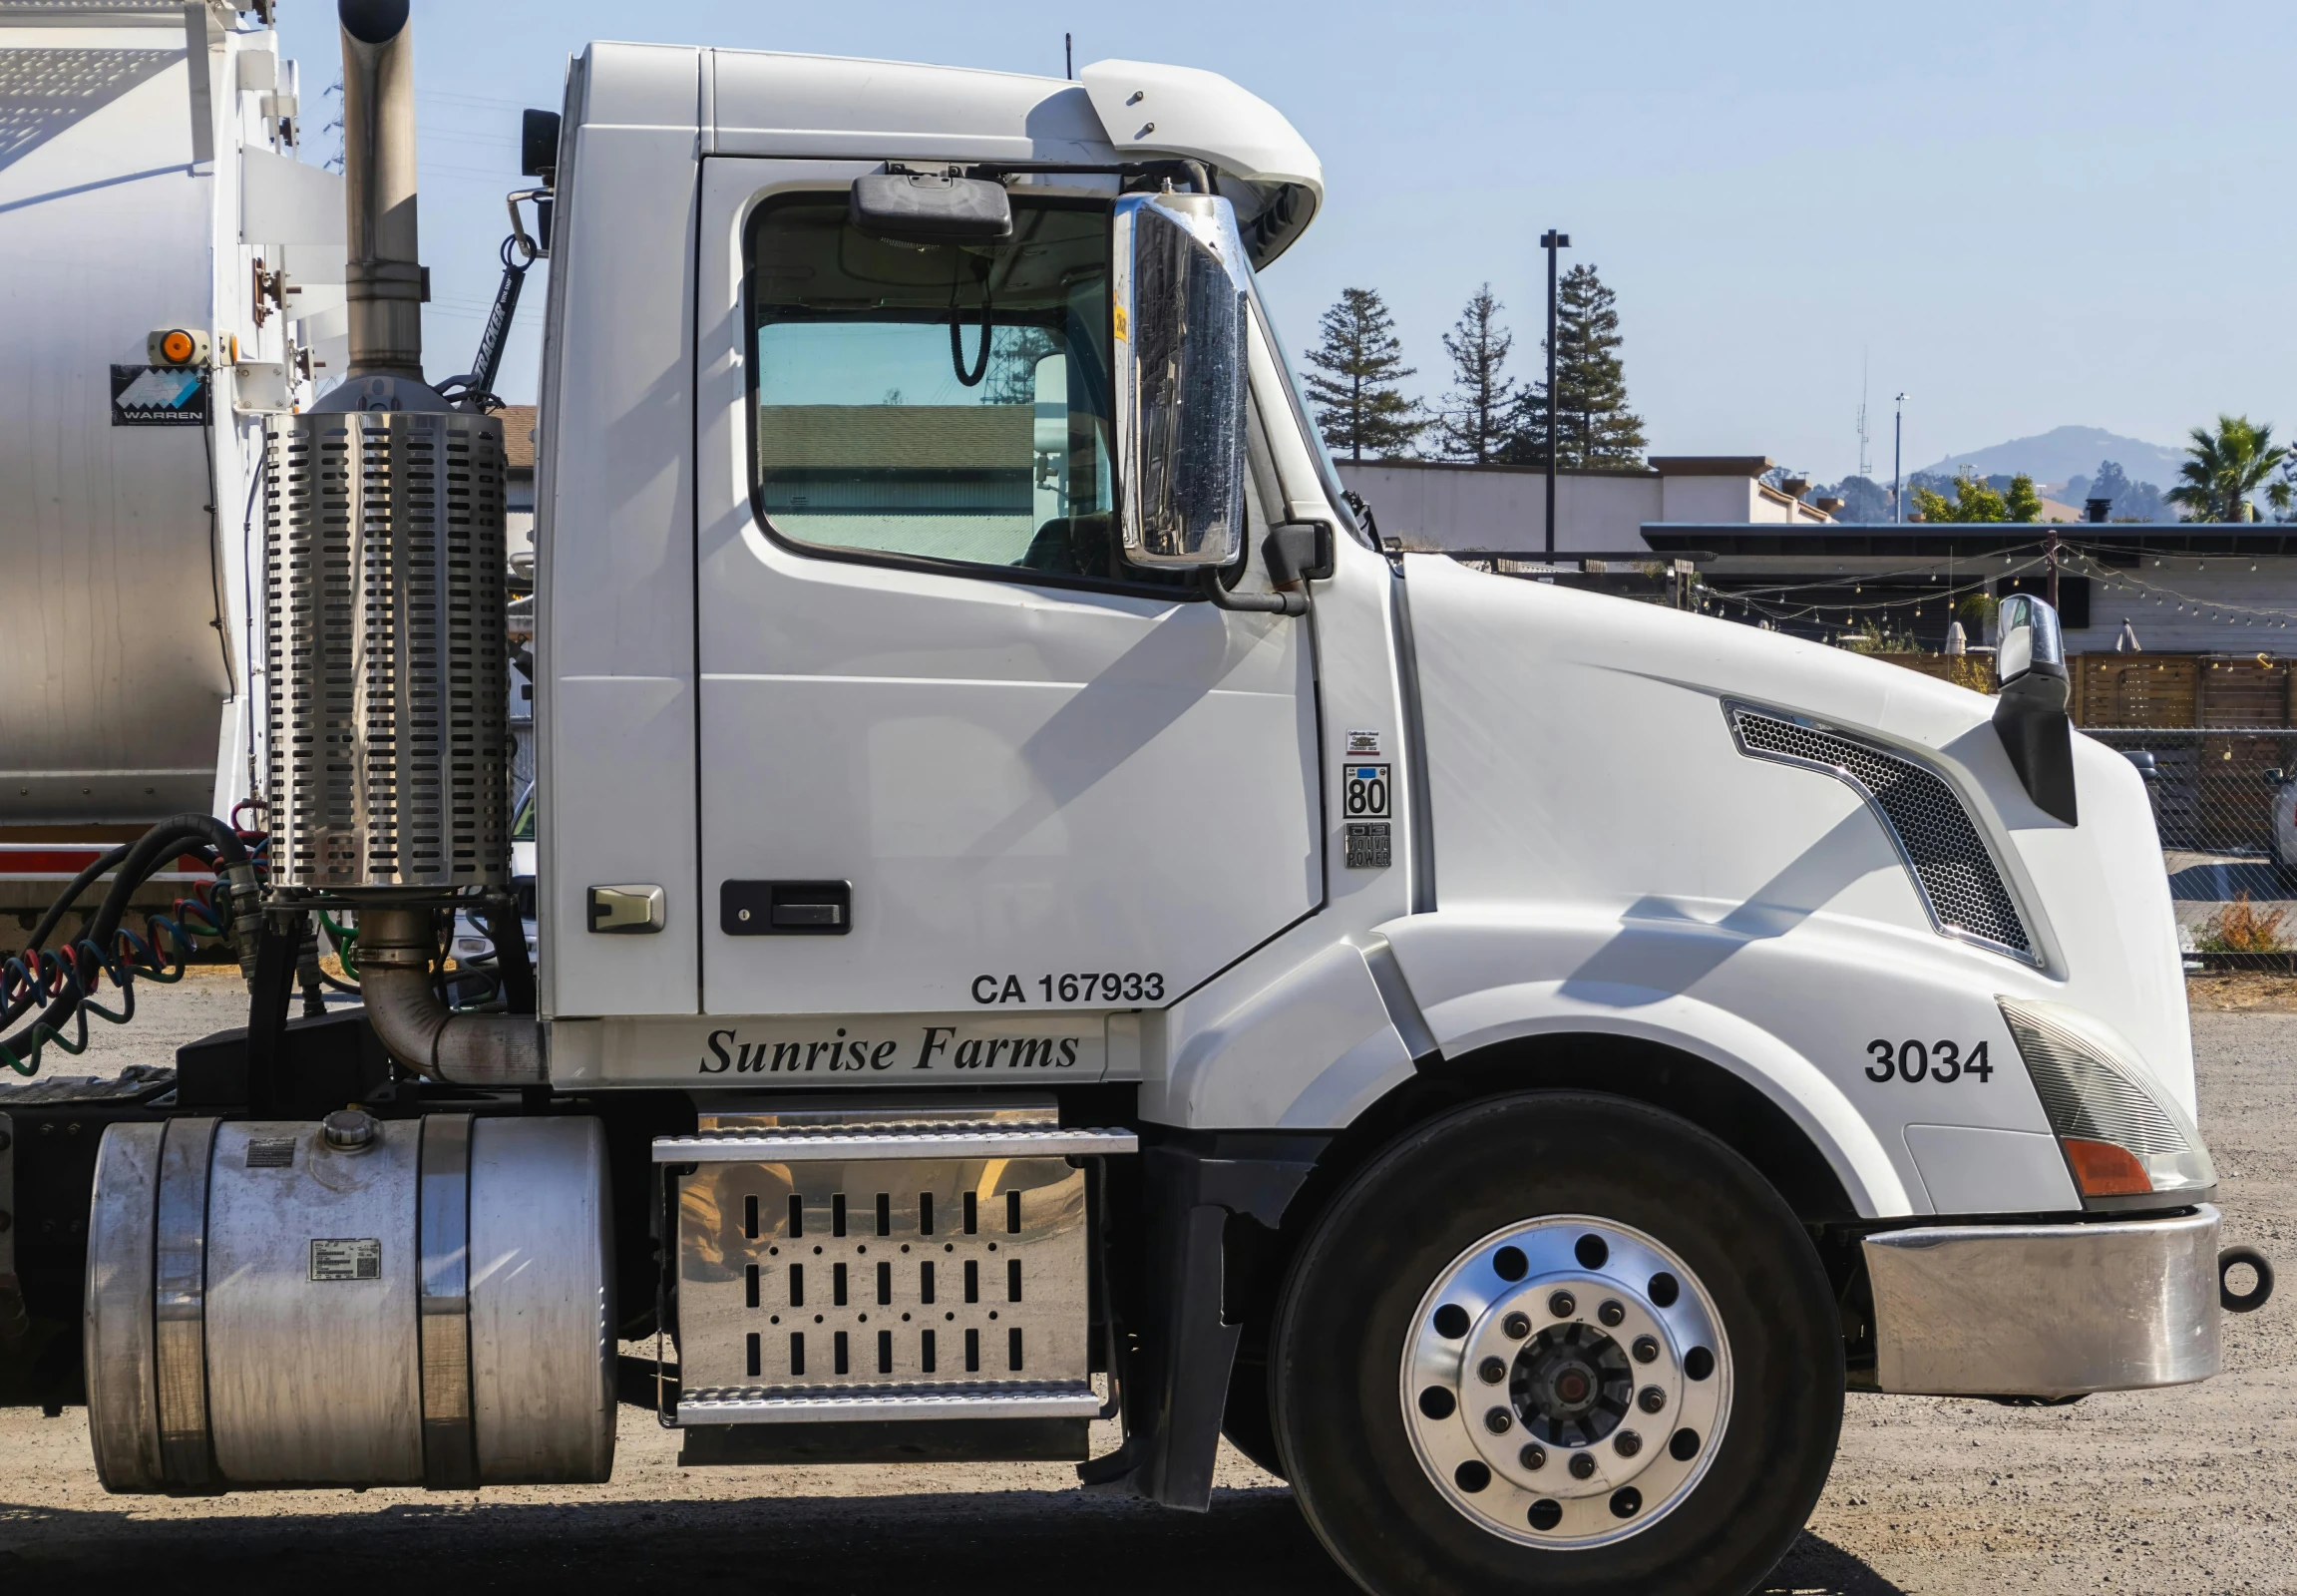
[1397,555,2195,1118]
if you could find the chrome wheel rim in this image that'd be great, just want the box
[1399,1215,1733,1549]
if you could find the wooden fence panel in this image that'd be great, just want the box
[2076,656,2203,727]
[2199,657,2293,727]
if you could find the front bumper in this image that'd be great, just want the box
[1864,1205,2220,1398]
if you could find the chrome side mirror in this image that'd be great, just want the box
[1992,594,2077,825]
[1996,593,2065,685]
[1112,191,1251,570]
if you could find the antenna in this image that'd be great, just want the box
[1855,349,1872,481]
[1065,33,1073,80]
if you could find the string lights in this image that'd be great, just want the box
[1689,537,2297,637]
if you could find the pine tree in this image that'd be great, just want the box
[1430,284,1519,464]
[1303,287,1424,462]
[1506,263,1647,469]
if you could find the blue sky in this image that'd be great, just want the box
[276,0,2297,484]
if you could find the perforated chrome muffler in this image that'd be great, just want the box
[261,409,508,889]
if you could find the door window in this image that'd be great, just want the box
[746,192,1180,589]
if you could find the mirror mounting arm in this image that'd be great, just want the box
[1992,593,2077,825]
[1200,567,1308,616]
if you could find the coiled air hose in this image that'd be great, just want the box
[0,813,261,1076]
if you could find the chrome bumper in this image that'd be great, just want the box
[1864,1205,2220,1398]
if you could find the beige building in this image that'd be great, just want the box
[1336,456,1831,554]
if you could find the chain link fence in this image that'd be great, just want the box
[2086,728,2297,949]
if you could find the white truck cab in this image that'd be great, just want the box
[7,13,2256,1596]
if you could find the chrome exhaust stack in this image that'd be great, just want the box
[335,0,426,392]
[259,1,525,1081]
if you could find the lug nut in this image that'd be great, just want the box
[1478,1356,1507,1385]
[1569,1451,1597,1479]
[1519,1443,1547,1470]
[1613,1429,1642,1458]
[1598,1299,1626,1327]
[1502,1311,1532,1340]
[1638,1385,1667,1413]
[1548,1291,1577,1318]
[1631,1335,1660,1364]
[1483,1406,1513,1434]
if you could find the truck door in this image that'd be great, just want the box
[693,163,1320,1017]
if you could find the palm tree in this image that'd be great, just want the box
[2166,415,2291,522]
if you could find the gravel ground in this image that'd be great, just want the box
[1,975,2289,1595]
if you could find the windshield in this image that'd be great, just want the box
[748,192,1176,586]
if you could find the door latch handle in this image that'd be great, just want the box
[587,884,664,934]
[721,880,852,937]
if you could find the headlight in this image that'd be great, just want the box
[1998,997,2215,1204]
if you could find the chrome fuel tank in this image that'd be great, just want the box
[84,1111,611,1492]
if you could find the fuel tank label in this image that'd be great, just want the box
[308,1238,382,1282]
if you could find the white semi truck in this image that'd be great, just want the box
[0,5,2270,1593]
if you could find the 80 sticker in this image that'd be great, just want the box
[1343,763,1390,819]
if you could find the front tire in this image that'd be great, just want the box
[1272,1092,1841,1596]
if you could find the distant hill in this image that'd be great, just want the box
[1915,425,2185,490]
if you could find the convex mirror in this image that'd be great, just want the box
[1112,191,1252,569]
[850,169,1013,244]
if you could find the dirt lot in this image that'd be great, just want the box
[0,972,2290,1595]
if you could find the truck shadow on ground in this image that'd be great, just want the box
[0,1486,1904,1595]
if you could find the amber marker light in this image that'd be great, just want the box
[160,329,196,365]
[2062,1138,2152,1197]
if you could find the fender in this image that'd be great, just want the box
[1379,911,1914,1218]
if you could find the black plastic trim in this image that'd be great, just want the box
[1389,565,1438,914]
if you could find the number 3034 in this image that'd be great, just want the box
[1864,1038,1994,1084]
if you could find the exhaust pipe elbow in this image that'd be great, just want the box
[356,907,544,1086]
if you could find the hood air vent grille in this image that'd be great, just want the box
[1727,703,2034,962]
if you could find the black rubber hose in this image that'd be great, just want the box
[0,842,132,1030]
[0,814,254,1058]
[7,839,227,1016]
[17,843,130,956]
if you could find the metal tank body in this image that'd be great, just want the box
[262,408,510,888]
[0,4,326,828]
[83,1112,614,1491]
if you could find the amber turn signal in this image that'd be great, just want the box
[2063,1137,2152,1197]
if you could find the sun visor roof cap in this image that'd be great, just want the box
[1080,59,1323,264]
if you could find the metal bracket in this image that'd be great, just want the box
[653,1127,1138,1163]
[0,1111,23,1354]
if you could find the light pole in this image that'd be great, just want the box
[1892,392,1905,525]
[1541,229,1570,553]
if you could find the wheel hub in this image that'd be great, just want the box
[1512,1324,1632,1445]
[1400,1217,1733,1550]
